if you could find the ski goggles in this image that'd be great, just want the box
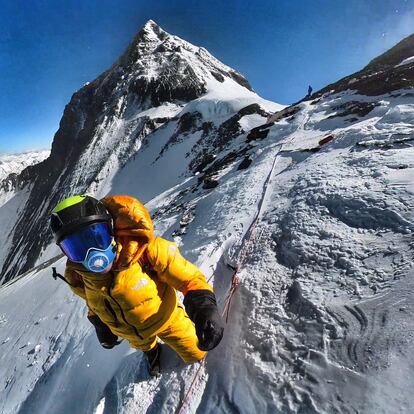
[59,222,114,263]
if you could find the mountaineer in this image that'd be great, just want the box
[50,194,224,376]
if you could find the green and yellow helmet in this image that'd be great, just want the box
[50,195,113,244]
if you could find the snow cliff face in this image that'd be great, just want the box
[0,20,281,283]
[1,21,414,414]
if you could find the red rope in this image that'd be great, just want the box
[176,231,254,413]
[175,145,283,413]
[222,272,240,322]
[175,205,264,414]
[174,359,206,414]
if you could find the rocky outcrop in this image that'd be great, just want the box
[313,34,414,97]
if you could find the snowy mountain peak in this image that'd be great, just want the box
[127,19,169,54]
[0,150,50,202]
[0,20,277,282]
[137,19,167,40]
[114,19,253,100]
[2,21,414,414]
[0,150,50,183]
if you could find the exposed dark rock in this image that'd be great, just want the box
[202,176,219,189]
[212,103,270,147]
[177,112,202,135]
[310,98,322,105]
[119,20,169,66]
[327,101,379,119]
[237,103,269,117]
[128,70,207,107]
[355,135,414,150]
[0,173,20,193]
[166,105,267,171]
[189,104,268,173]
[193,153,215,173]
[365,33,414,70]
[179,208,195,228]
[301,147,321,153]
[237,157,252,170]
[268,106,300,123]
[157,112,202,159]
[289,135,335,154]
[210,71,225,82]
[203,150,245,177]
[228,70,253,92]
[201,122,214,136]
[217,114,243,140]
[151,117,171,125]
[172,207,196,237]
[247,125,270,142]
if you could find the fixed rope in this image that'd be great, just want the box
[222,144,282,322]
[1,253,64,290]
[175,144,283,414]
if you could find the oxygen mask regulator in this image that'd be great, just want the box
[82,240,117,273]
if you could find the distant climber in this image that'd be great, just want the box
[307,85,313,97]
[50,195,224,376]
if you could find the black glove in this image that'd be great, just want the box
[88,315,120,349]
[183,290,224,351]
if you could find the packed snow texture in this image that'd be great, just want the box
[1,85,413,413]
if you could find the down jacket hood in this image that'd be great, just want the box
[101,195,155,269]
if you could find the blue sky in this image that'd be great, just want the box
[1,0,414,153]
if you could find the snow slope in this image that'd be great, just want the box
[1,85,413,413]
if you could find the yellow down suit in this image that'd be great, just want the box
[64,195,212,363]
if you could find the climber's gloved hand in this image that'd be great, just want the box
[88,314,121,349]
[183,290,224,351]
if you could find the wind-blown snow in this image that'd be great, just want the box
[182,77,282,122]
[1,86,413,413]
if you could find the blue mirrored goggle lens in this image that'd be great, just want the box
[60,223,113,262]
